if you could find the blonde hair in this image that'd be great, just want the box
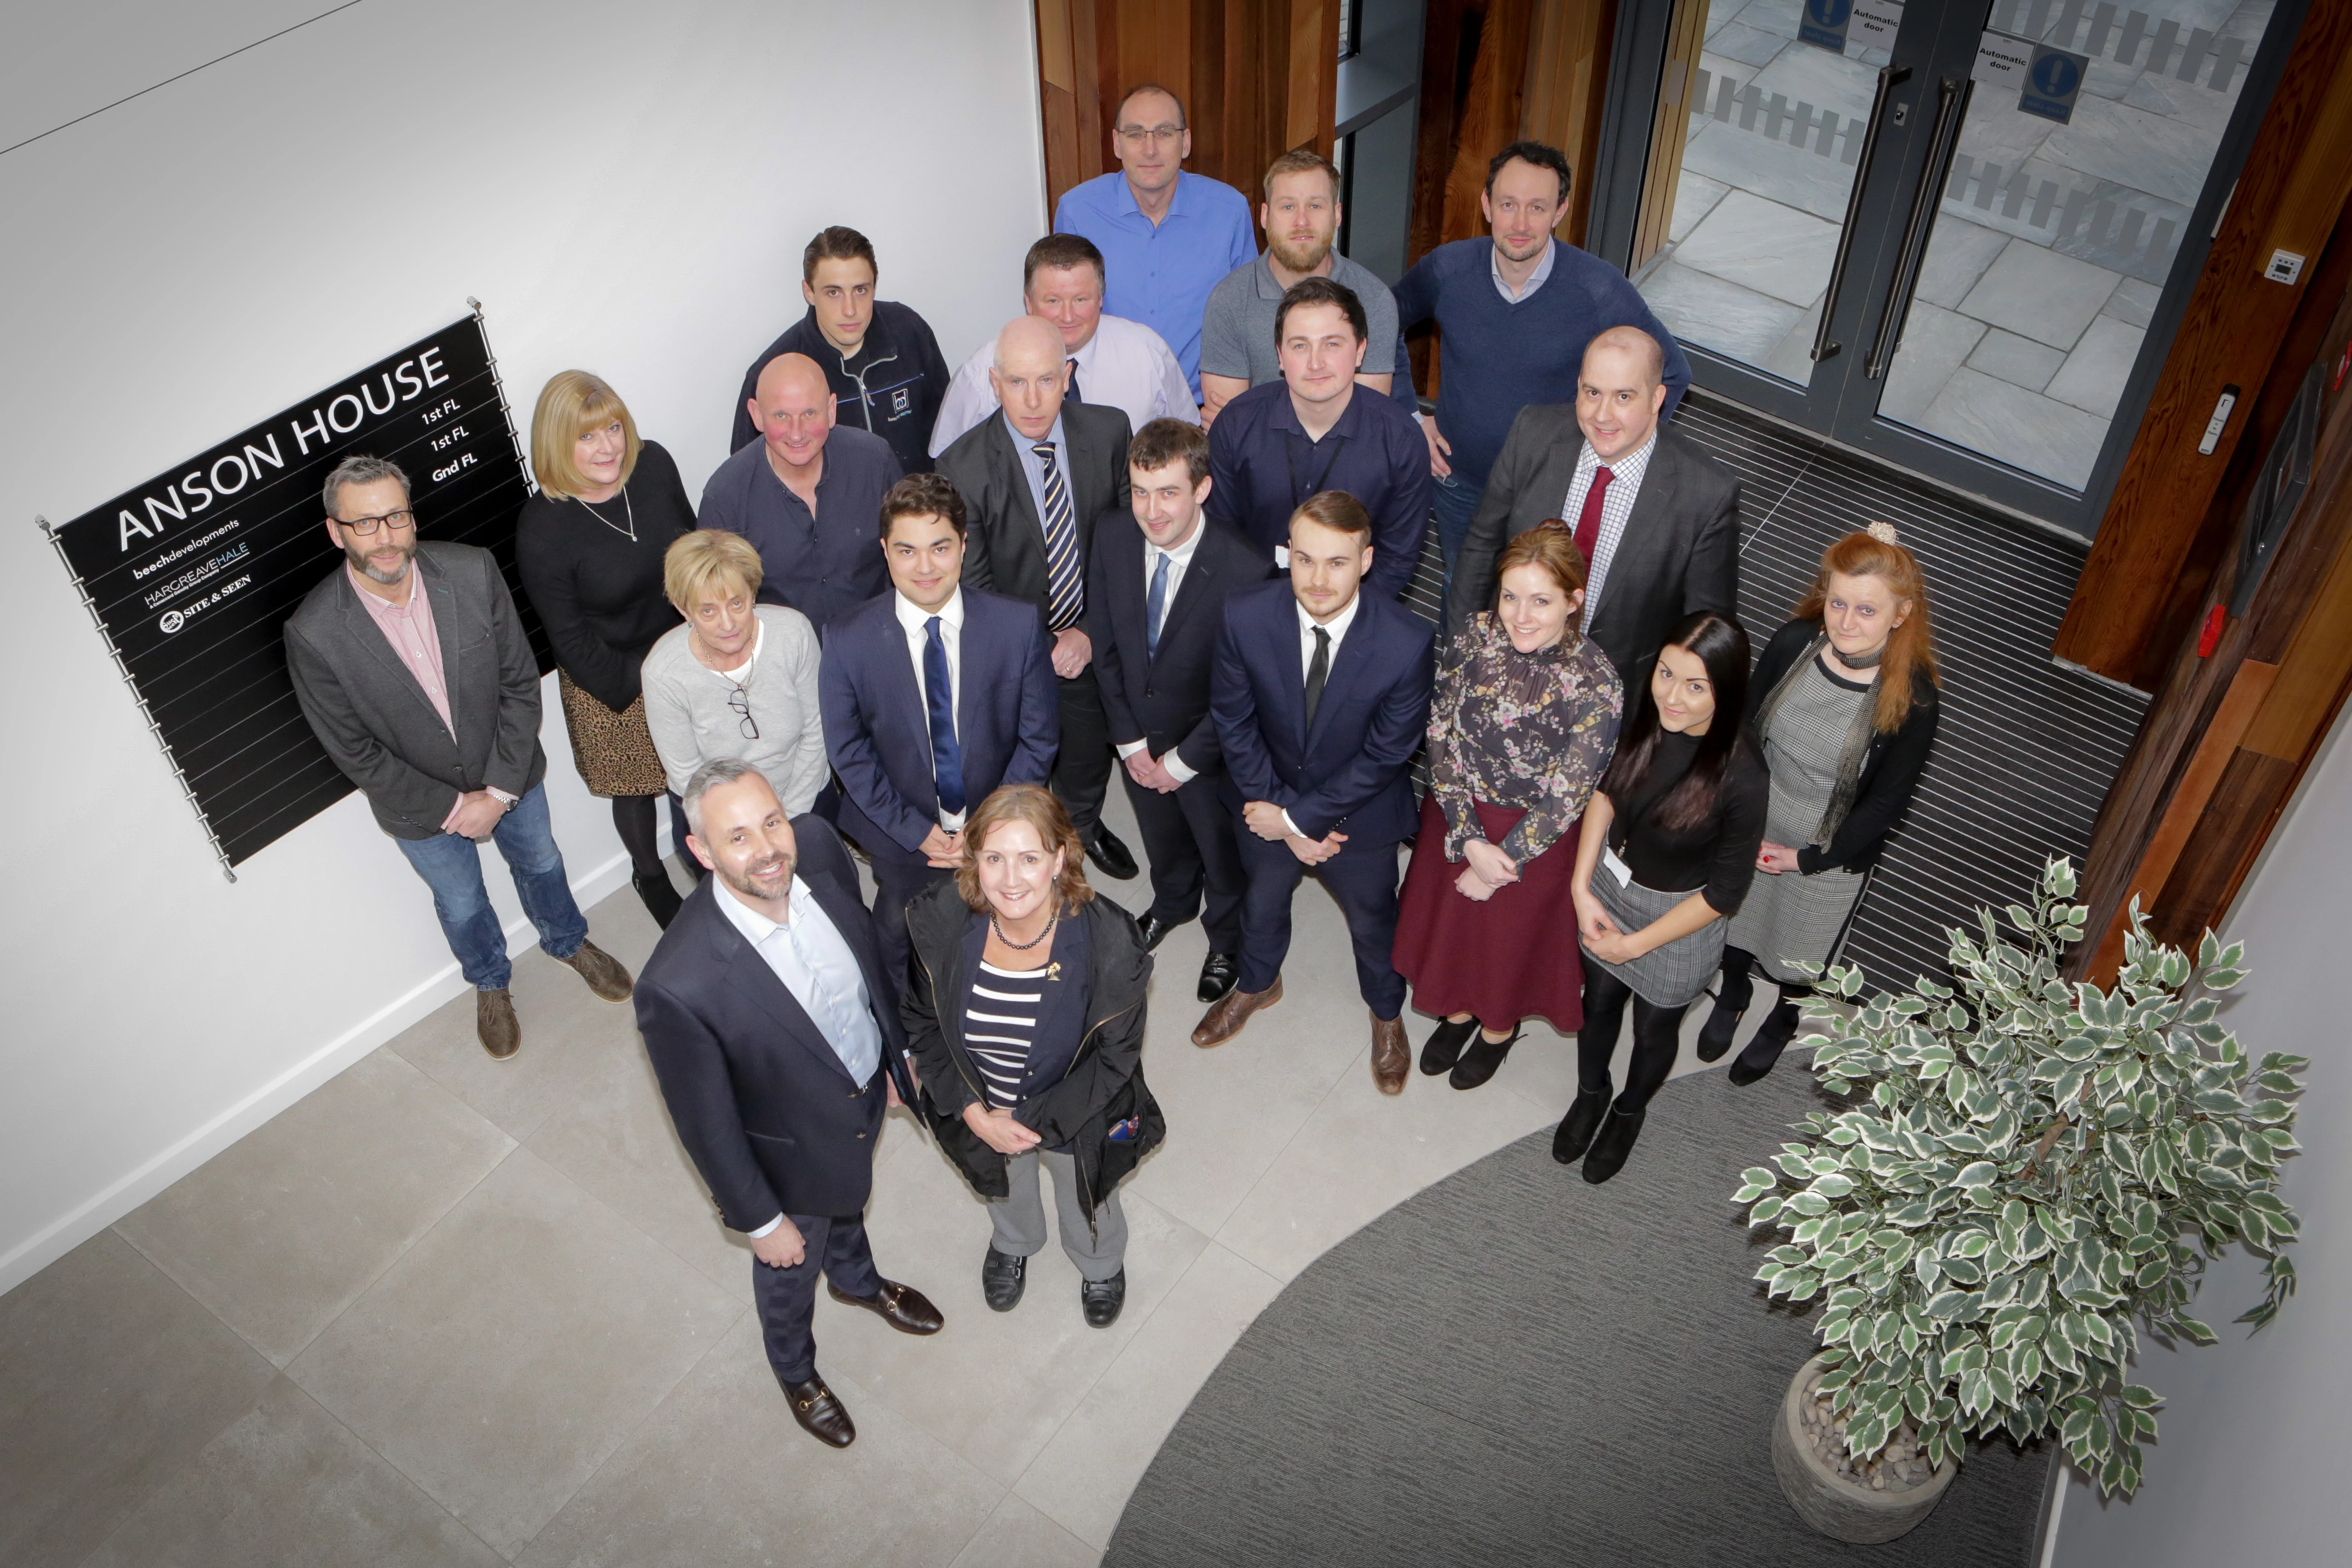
[530,371,641,499]
[1794,526,1940,732]
[955,785,1095,913]
[663,529,763,614]
[1493,520,1590,637]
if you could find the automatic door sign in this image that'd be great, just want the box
[2018,43,2091,123]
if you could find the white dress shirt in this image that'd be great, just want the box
[1490,237,1558,303]
[1112,521,1209,783]
[1280,590,1364,838]
[712,873,884,1238]
[928,313,1200,456]
[894,587,968,831]
[1561,431,1657,622]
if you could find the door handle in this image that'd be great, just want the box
[1866,75,1973,380]
[1811,64,1912,364]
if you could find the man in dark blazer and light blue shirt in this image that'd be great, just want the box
[1088,419,1264,1004]
[1442,326,1738,687]
[1199,490,1436,1093]
[819,473,1060,989]
[285,454,632,1061]
[937,315,1137,881]
[635,759,940,1450]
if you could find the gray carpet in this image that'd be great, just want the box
[1103,1057,2053,1566]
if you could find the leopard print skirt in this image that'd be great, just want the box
[558,671,668,798]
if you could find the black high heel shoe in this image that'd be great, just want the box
[1419,1016,1479,1076]
[1581,1106,1647,1184]
[1449,1025,1522,1090]
[1695,989,1746,1062]
[1728,1000,1803,1086]
[633,871,683,930]
[1551,1088,1610,1163]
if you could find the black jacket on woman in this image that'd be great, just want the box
[1747,618,1940,875]
[901,880,1162,1216]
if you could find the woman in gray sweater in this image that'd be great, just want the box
[644,531,828,850]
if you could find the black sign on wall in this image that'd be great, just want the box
[44,311,545,876]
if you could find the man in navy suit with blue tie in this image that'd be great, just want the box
[1198,490,1435,1092]
[818,473,1061,987]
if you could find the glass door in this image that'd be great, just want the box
[1594,0,2304,536]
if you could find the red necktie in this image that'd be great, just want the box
[1572,465,1614,565]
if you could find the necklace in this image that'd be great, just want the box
[577,486,636,542]
[991,907,1058,950]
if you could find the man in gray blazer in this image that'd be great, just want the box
[286,454,633,1058]
[936,316,1138,881]
[1443,326,1739,691]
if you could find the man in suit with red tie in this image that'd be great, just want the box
[1197,491,1436,1093]
[1442,325,1739,688]
[1087,418,1265,1004]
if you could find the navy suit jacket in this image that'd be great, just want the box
[1210,578,1435,846]
[818,587,1059,862]
[633,817,915,1228]
[1086,509,1268,775]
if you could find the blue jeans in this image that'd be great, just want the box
[393,784,588,990]
[1431,470,1486,604]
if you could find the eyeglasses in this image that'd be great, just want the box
[337,509,416,537]
[727,686,758,741]
[1117,124,1183,145]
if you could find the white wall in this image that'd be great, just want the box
[0,0,1047,1294]
[2048,705,2352,1565]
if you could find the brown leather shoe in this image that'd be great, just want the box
[1370,1012,1409,1095]
[1192,976,1282,1047]
[560,940,633,1001]
[476,989,520,1060]
[827,1278,944,1335]
[781,1374,855,1447]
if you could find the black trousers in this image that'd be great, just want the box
[1123,766,1246,952]
[750,1211,882,1386]
[1576,965,1689,1115]
[868,853,955,999]
[1236,825,1406,1017]
[1055,668,1114,843]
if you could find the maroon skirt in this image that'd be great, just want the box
[1394,795,1585,1032]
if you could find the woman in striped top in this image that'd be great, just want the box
[903,786,1161,1328]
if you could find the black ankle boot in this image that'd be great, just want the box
[1581,1105,1646,1184]
[1449,1025,1521,1090]
[634,871,683,930]
[1419,1017,1479,1076]
[1696,988,1747,1062]
[1551,1087,1611,1164]
[1728,1000,1803,1086]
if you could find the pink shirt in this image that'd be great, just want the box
[349,565,454,734]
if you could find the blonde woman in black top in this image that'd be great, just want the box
[1555,610,1768,1184]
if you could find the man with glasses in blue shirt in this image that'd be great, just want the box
[1052,83,1255,401]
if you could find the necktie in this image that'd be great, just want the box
[924,615,966,816]
[1065,357,1084,404]
[1033,442,1084,631]
[1146,550,1170,658]
[1304,625,1331,731]
[1572,465,1615,566]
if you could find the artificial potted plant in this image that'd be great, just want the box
[1733,859,2303,1543]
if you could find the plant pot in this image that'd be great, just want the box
[1770,1356,1957,1543]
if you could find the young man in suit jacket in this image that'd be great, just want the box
[936,315,1138,883]
[636,760,940,1449]
[1442,326,1739,691]
[818,473,1060,990]
[1087,419,1265,1004]
[285,454,632,1061]
[1201,491,1436,1093]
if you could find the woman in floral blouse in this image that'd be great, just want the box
[1395,520,1624,1090]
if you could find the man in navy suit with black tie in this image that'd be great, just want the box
[1088,418,1264,1005]
[1198,490,1435,1093]
[819,473,1061,988]
[635,759,940,1449]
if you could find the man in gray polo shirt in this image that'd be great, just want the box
[1198,149,1416,428]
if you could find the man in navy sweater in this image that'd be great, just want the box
[1393,140,1690,591]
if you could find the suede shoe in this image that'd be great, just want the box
[560,940,634,1001]
[477,989,520,1060]
[1196,952,1240,1004]
[1418,1016,1479,1077]
[1449,1025,1522,1090]
[1370,1013,1410,1095]
[1695,993,1745,1063]
[781,1374,855,1447]
[827,1279,943,1335]
[1081,1269,1128,1328]
[1551,1088,1610,1164]
[1729,1001,1803,1086]
[1193,976,1281,1046]
[1582,1106,1646,1184]
[982,1247,1027,1311]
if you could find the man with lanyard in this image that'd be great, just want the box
[1204,277,1427,602]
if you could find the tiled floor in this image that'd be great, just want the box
[1637,0,2273,491]
[0,782,1774,1568]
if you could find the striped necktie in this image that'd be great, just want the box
[1033,442,1084,631]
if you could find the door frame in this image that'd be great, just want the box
[1586,0,2310,540]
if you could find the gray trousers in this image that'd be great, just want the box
[990,1147,1127,1282]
